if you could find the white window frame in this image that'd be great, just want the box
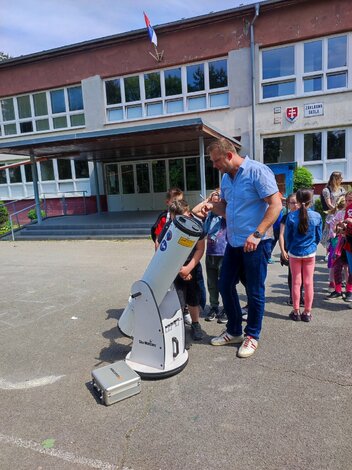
[260,33,350,102]
[0,85,85,139]
[262,128,349,183]
[105,57,229,123]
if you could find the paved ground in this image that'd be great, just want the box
[1,240,351,470]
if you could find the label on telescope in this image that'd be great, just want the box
[178,237,195,248]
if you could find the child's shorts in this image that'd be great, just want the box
[174,264,202,307]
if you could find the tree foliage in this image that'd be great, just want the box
[0,52,11,62]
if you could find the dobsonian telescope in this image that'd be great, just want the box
[118,215,203,379]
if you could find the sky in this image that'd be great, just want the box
[0,0,257,58]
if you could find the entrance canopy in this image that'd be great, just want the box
[0,118,240,163]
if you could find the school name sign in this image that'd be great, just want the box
[304,103,324,117]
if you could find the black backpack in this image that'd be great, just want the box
[320,187,331,211]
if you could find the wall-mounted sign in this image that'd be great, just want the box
[304,103,324,117]
[286,107,298,123]
[274,107,281,114]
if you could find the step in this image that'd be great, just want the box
[22,222,151,230]
[17,228,150,236]
[12,233,150,240]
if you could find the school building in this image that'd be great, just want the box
[0,0,351,218]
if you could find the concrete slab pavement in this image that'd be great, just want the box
[0,240,351,470]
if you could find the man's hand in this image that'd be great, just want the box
[244,233,261,252]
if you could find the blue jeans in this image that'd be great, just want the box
[219,239,271,340]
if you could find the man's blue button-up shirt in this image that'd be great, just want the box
[220,156,279,247]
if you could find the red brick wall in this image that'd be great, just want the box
[4,196,107,225]
[1,0,350,97]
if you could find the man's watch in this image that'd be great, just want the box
[253,230,264,239]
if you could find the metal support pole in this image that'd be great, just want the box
[83,191,87,215]
[30,152,42,224]
[93,161,102,214]
[199,136,206,199]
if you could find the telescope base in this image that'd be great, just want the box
[125,350,188,380]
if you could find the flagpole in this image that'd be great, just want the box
[144,12,163,62]
[154,44,164,62]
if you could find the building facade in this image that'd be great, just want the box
[0,0,351,214]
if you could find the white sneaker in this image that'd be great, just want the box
[183,313,192,326]
[237,335,258,358]
[210,331,244,346]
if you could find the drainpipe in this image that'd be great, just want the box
[250,3,260,160]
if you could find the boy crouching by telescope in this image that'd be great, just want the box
[158,200,205,341]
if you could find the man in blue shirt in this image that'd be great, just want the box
[202,138,282,358]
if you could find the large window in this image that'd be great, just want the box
[205,158,221,190]
[74,161,89,179]
[303,130,345,161]
[304,133,322,162]
[57,160,72,180]
[261,34,349,99]
[9,166,22,183]
[0,85,85,138]
[121,165,135,194]
[106,164,120,195]
[327,130,345,160]
[105,58,229,122]
[169,159,184,190]
[185,158,201,191]
[263,129,347,183]
[0,165,7,184]
[40,161,55,181]
[136,163,150,193]
[263,136,295,164]
[24,164,33,182]
[152,160,167,193]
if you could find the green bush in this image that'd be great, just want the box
[0,201,9,226]
[293,167,313,192]
[28,208,46,220]
[0,220,11,235]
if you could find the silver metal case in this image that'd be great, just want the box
[91,361,141,406]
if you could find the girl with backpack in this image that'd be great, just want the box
[321,171,346,211]
[285,189,322,322]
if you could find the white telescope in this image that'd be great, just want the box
[118,215,203,379]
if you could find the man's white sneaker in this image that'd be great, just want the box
[210,331,244,346]
[237,335,258,358]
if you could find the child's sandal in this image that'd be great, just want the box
[301,312,312,322]
[289,311,301,322]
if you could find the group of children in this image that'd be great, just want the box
[151,188,228,341]
[151,184,352,342]
[322,190,352,302]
